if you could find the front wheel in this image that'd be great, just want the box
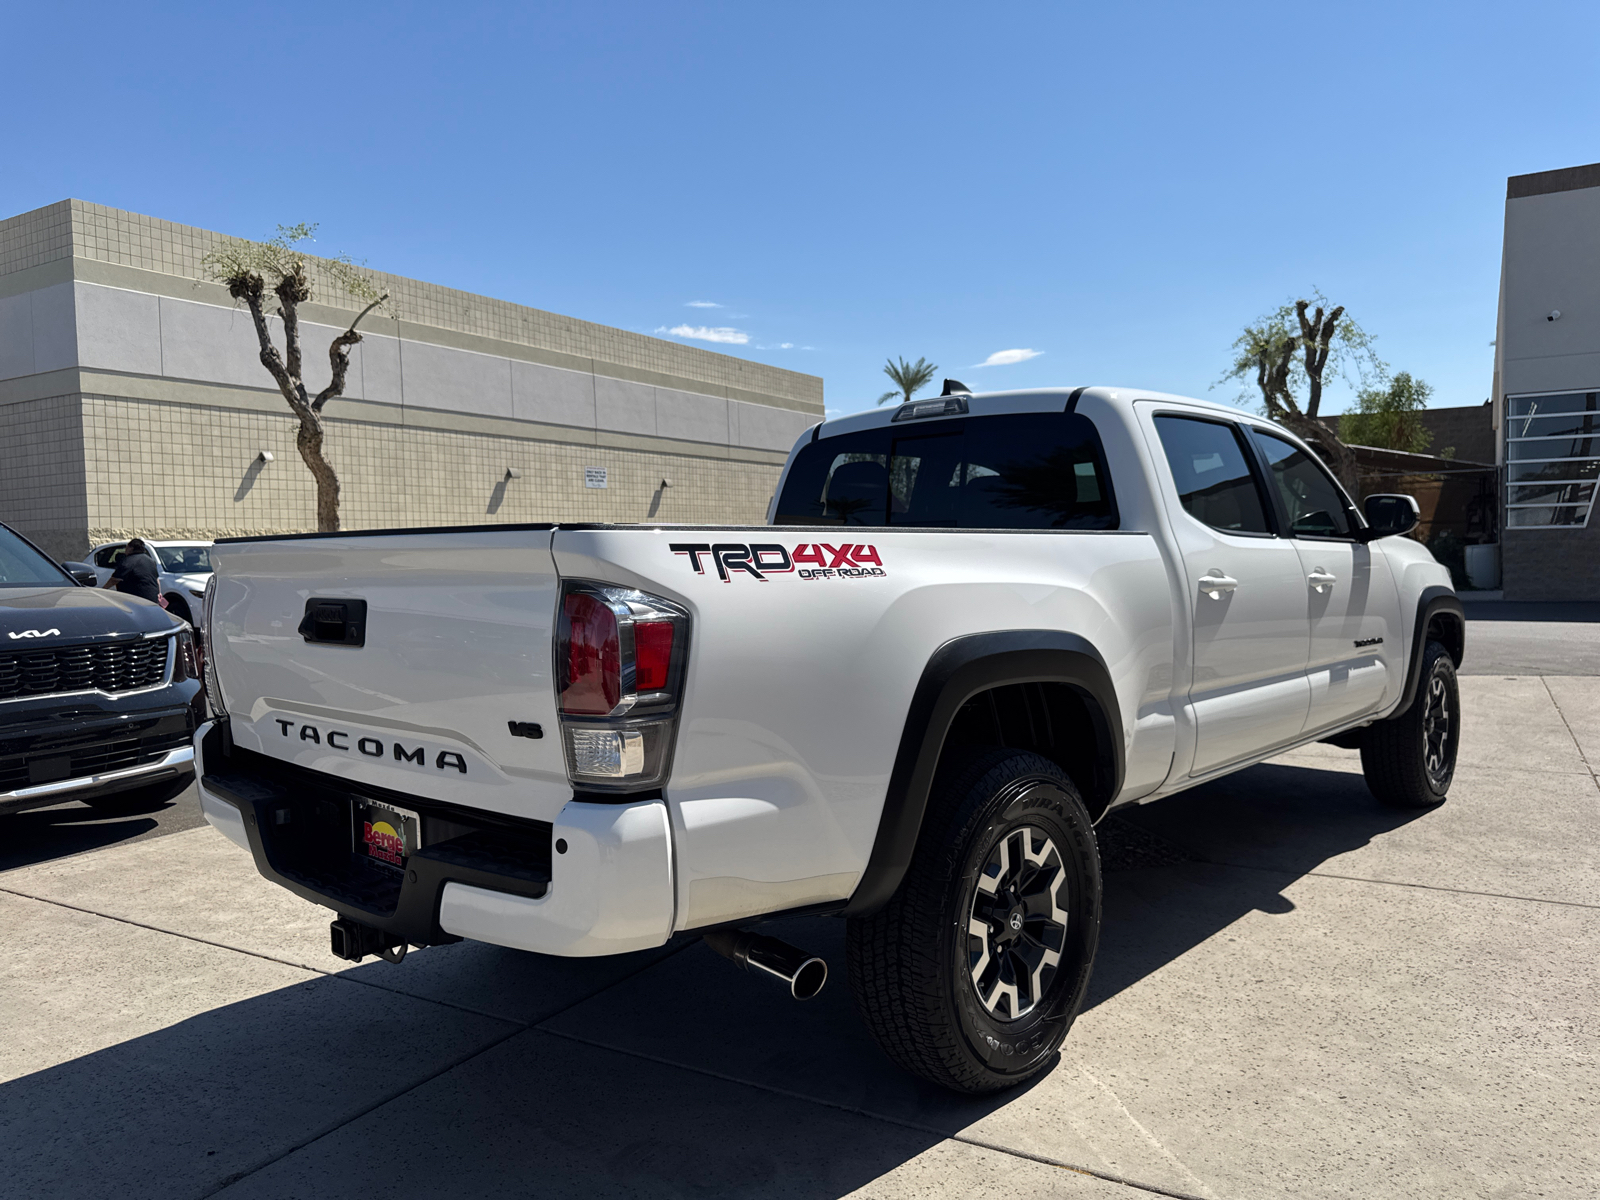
[846,749,1102,1094]
[1360,639,1460,808]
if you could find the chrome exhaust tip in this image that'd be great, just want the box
[702,929,828,1000]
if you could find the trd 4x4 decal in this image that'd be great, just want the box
[670,542,886,582]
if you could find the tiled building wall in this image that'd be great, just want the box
[0,395,87,561]
[0,201,819,410]
[76,395,779,550]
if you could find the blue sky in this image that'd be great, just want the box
[5,1,1599,419]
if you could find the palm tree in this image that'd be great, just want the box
[877,356,938,406]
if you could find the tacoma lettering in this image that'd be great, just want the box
[271,719,466,774]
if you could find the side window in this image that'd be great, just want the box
[772,414,1117,530]
[1249,429,1354,538]
[93,544,126,568]
[1154,416,1272,534]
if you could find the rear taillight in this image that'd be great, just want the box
[560,592,622,715]
[555,582,689,791]
[202,576,227,716]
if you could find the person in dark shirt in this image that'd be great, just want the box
[104,539,161,604]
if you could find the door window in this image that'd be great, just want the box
[1249,429,1355,538]
[1153,416,1272,534]
[93,544,127,568]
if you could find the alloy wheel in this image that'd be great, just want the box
[1423,672,1453,789]
[966,825,1070,1021]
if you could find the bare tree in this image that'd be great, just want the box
[204,225,388,532]
[1222,291,1385,494]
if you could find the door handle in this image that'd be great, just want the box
[1198,572,1238,599]
[1307,569,1337,593]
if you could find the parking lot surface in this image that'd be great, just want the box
[1,620,1595,1198]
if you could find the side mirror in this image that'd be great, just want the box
[1357,494,1420,542]
[61,561,98,587]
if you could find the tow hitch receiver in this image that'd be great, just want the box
[330,917,408,964]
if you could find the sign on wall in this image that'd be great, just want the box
[584,466,609,489]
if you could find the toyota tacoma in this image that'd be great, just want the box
[193,384,1464,1093]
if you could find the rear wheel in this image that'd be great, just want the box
[1360,639,1459,808]
[847,749,1101,1094]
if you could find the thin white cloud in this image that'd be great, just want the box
[686,300,722,308]
[756,342,796,350]
[974,348,1043,367]
[658,324,749,345]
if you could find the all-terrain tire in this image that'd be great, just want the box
[1360,639,1459,808]
[846,748,1101,1094]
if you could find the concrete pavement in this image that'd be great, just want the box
[0,674,1595,1198]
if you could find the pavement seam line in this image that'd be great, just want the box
[1540,675,1599,784]
[198,1021,528,1199]
[199,937,703,1195]
[1193,862,1600,910]
[537,1027,1213,1200]
[327,934,703,1029]
[0,884,343,977]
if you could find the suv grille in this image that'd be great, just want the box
[0,639,168,701]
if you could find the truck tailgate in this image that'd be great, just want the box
[208,529,570,822]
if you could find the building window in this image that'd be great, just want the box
[1504,391,1600,528]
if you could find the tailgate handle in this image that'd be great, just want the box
[298,598,368,647]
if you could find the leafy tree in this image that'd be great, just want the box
[877,356,938,406]
[1221,290,1385,493]
[1340,371,1434,454]
[204,224,389,532]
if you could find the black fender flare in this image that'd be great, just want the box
[841,630,1123,917]
[1388,586,1465,720]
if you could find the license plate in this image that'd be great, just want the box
[353,801,421,871]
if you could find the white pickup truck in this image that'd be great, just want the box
[194,384,1464,1093]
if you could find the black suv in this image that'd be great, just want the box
[1,523,203,817]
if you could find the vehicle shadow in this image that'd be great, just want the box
[1087,757,1427,1010]
[0,963,974,1199]
[0,759,1427,1198]
[0,779,198,874]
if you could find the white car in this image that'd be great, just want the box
[90,539,213,625]
[193,384,1464,1094]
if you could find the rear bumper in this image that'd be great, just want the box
[195,719,674,957]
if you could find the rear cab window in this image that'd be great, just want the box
[774,412,1118,530]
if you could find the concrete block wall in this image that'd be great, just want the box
[0,200,821,556]
[0,395,87,561]
[76,395,781,554]
[1501,523,1600,600]
[1,201,819,409]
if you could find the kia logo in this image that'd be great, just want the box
[7,628,61,639]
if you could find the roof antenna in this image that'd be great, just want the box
[941,379,970,395]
